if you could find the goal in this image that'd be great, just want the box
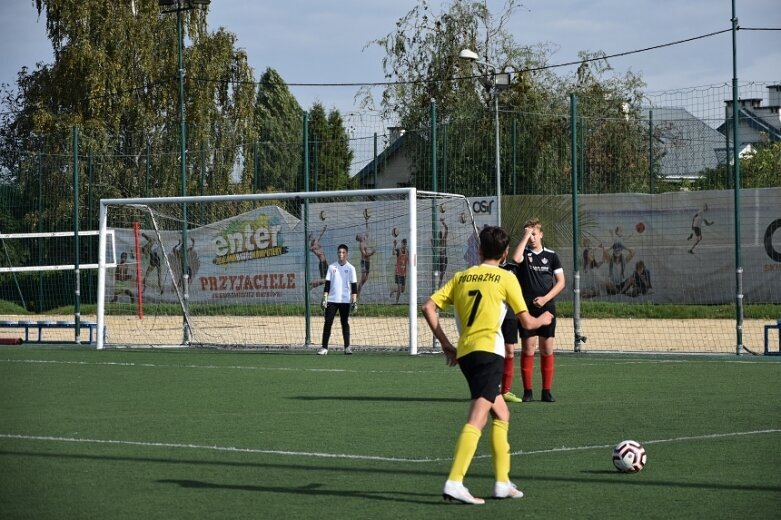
[96,188,479,353]
[0,230,117,344]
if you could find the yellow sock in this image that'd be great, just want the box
[447,423,481,482]
[491,419,511,482]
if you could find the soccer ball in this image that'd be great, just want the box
[612,440,646,473]
[635,222,645,234]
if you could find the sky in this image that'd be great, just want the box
[1,0,779,116]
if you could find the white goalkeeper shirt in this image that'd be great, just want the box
[325,260,358,303]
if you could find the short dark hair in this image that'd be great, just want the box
[337,244,349,252]
[479,226,510,260]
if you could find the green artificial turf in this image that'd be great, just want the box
[1,347,779,519]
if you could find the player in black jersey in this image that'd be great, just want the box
[511,218,565,402]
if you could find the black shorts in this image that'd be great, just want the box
[395,274,406,285]
[500,315,518,344]
[361,259,370,273]
[519,304,557,339]
[318,260,328,279]
[692,226,702,237]
[458,351,504,402]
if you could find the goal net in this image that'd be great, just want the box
[97,188,480,353]
[0,230,117,344]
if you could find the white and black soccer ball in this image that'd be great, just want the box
[612,440,646,473]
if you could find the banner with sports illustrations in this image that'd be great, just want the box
[107,189,779,306]
[108,197,488,305]
[110,205,304,304]
[550,187,781,304]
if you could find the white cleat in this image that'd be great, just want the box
[442,480,485,505]
[493,481,524,499]
[317,348,328,355]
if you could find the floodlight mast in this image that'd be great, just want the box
[158,0,211,344]
[458,48,507,226]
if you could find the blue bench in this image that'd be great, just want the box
[0,320,101,344]
[764,319,781,356]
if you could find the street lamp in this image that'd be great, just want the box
[459,48,511,226]
[159,0,210,343]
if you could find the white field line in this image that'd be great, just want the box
[1,430,778,464]
[0,357,772,375]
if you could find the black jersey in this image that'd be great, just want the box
[500,261,520,317]
[516,247,563,309]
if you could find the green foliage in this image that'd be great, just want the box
[739,140,781,188]
[686,139,781,191]
[254,67,303,193]
[308,103,355,191]
[2,0,257,231]
[369,0,651,197]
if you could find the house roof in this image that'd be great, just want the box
[642,107,726,180]
[715,107,781,142]
[354,131,427,183]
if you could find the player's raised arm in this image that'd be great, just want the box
[512,226,533,263]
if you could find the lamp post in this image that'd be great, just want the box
[459,49,511,226]
[159,0,210,343]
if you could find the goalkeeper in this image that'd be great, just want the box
[422,226,553,504]
[318,243,358,356]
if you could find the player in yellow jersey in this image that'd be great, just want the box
[422,226,553,505]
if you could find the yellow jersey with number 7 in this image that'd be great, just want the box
[429,264,528,358]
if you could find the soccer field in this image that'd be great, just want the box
[1,347,779,519]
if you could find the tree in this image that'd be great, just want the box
[739,140,781,188]
[253,67,303,193]
[0,0,256,231]
[693,138,781,190]
[368,0,651,197]
[307,102,354,191]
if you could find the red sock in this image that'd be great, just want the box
[520,354,534,390]
[541,354,555,390]
[502,357,514,393]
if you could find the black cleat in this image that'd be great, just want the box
[541,390,556,402]
[521,390,534,402]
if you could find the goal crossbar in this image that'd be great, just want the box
[0,230,116,273]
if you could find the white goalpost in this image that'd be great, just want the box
[0,230,117,344]
[97,188,479,353]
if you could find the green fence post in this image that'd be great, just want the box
[731,0,743,355]
[512,118,517,195]
[37,149,43,312]
[570,95,583,353]
[430,98,440,349]
[251,141,257,192]
[313,140,319,191]
[302,111,312,346]
[648,110,655,194]
[442,122,448,193]
[373,132,378,188]
[87,148,94,301]
[145,142,150,197]
[72,126,81,343]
